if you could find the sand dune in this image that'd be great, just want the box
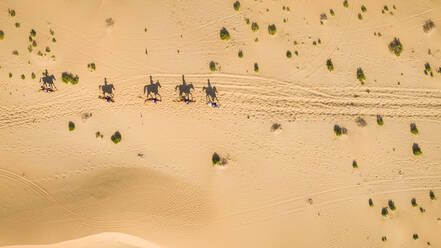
[0,0,440,247]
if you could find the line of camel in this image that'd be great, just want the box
[40,71,219,104]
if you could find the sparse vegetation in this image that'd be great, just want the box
[358,13,363,20]
[411,198,417,207]
[412,143,422,155]
[50,29,55,36]
[105,18,114,26]
[268,24,277,35]
[381,236,387,242]
[357,67,366,83]
[37,51,43,56]
[52,37,56,43]
[388,200,396,210]
[423,20,435,33]
[21,74,25,80]
[31,72,36,79]
[388,38,403,56]
[62,72,79,85]
[377,115,384,126]
[352,160,358,168]
[343,0,349,8]
[410,123,418,134]
[419,207,425,213]
[209,61,217,71]
[254,63,259,72]
[220,27,230,40]
[12,50,19,56]
[413,234,419,240]
[0,30,4,40]
[111,131,122,144]
[27,45,32,52]
[369,198,374,207]
[45,46,51,53]
[9,73,12,78]
[238,50,243,58]
[333,125,347,136]
[286,50,292,58]
[430,190,436,200]
[326,59,334,71]
[212,152,220,165]
[233,1,240,11]
[15,22,20,28]
[294,50,299,56]
[355,117,367,127]
[8,9,16,17]
[381,207,388,216]
[361,5,367,12]
[32,40,37,47]
[271,123,281,132]
[68,121,75,131]
[330,9,335,16]
[30,29,36,37]
[424,63,432,76]
[96,131,103,138]
[87,63,96,71]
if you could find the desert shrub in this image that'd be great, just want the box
[52,37,56,43]
[21,74,25,80]
[369,198,374,207]
[106,18,114,26]
[286,50,292,58]
[12,50,19,56]
[220,27,230,40]
[388,38,403,56]
[333,125,347,136]
[410,123,418,134]
[423,20,435,33]
[50,29,55,35]
[381,207,388,216]
[95,131,103,138]
[357,67,366,83]
[413,234,419,240]
[27,45,32,52]
[381,236,387,242]
[361,5,367,12]
[343,0,349,8]
[419,207,425,213]
[238,50,243,58]
[430,190,436,200]
[32,40,37,47]
[111,131,122,144]
[233,1,240,11]
[412,143,422,155]
[254,63,259,72]
[355,117,367,127]
[295,50,299,56]
[37,51,43,56]
[268,24,277,35]
[271,123,281,131]
[0,30,4,40]
[388,200,396,210]
[313,41,317,46]
[376,115,384,126]
[358,13,363,20]
[31,72,36,79]
[68,121,75,131]
[87,62,96,71]
[62,72,79,85]
[384,5,389,11]
[330,9,335,16]
[30,29,36,37]
[352,160,358,168]
[45,46,51,53]
[8,9,16,17]
[320,13,327,21]
[411,198,417,207]
[318,39,322,44]
[212,152,220,165]
[8,73,12,78]
[209,61,216,71]
[326,59,334,71]
[251,22,259,32]
[15,22,20,28]
[245,18,250,24]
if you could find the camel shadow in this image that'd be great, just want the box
[144,75,162,103]
[39,69,57,92]
[175,75,195,102]
[202,79,219,104]
[99,78,115,102]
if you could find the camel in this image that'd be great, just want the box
[144,75,161,101]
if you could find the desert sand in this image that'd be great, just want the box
[0,0,440,247]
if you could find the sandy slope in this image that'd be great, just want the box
[0,0,441,247]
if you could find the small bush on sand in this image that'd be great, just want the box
[254,63,259,72]
[369,198,374,207]
[413,234,419,240]
[355,116,367,127]
[388,200,396,210]
[0,30,4,40]
[212,152,220,165]
[410,123,418,134]
[9,73,12,78]
[12,50,19,56]
[358,13,363,20]
[45,46,51,53]
[87,62,96,71]
[68,121,75,131]
[238,50,243,58]
[21,74,25,80]
[111,131,122,144]
[333,125,347,136]
[352,160,358,168]
[52,37,56,43]
[8,9,16,17]
[326,59,334,71]
[251,22,259,32]
[27,45,32,53]
[15,22,20,28]
[209,61,217,71]
[430,190,436,200]
[381,236,387,242]
[96,131,103,138]
[220,27,230,40]
[388,38,403,56]
[233,1,240,11]
[37,51,43,56]
[31,72,36,79]
[423,20,435,33]
[62,72,79,85]
[381,207,388,216]
[330,9,335,16]
[286,50,292,58]
[271,123,281,131]
[268,24,277,35]
[361,5,367,12]
[343,0,349,8]
[412,143,422,155]
[357,67,366,83]
[105,18,114,26]
[376,115,384,126]
[419,207,425,213]
[32,40,37,47]
[411,198,417,207]
[30,29,36,37]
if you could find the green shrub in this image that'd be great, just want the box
[31,72,36,79]
[357,67,366,83]
[209,61,217,71]
[343,0,349,8]
[212,152,220,165]
[111,131,122,144]
[358,13,363,20]
[381,236,387,242]
[27,45,33,53]
[330,9,335,16]
[384,5,389,11]
[30,29,36,37]
[87,63,96,71]
[32,40,37,47]
[220,27,230,40]
[254,63,259,72]
[376,115,384,126]
[238,50,243,58]
[52,37,56,43]
[45,46,51,53]
[62,72,79,85]
[388,38,403,56]
[21,74,25,80]
[295,50,299,56]
[12,50,19,56]
[313,41,317,46]
[413,234,419,240]
[8,9,15,17]
[50,29,55,35]
[368,198,374,207]
[37,51,43,56]
[96,131,103,138]
[411,198,417,207]
[9,73,12,78]
[15,22,20,28]
[0,30,4,40]
[334,125,342,136]
[388,200,396,210]
[419,207,425,213]
[412,143,422,155]
[233,1,240,11]
[430,190,436,200]
[352,160,358,168]
[361,5,367,12]
[251,22,259,32]
[381,207,388,216]
[410,123,418,134]
[326,59,334,71]
[286,50,292,58]
[268,24,277,35]
[423,20,435,33]
[68,121,75,131]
